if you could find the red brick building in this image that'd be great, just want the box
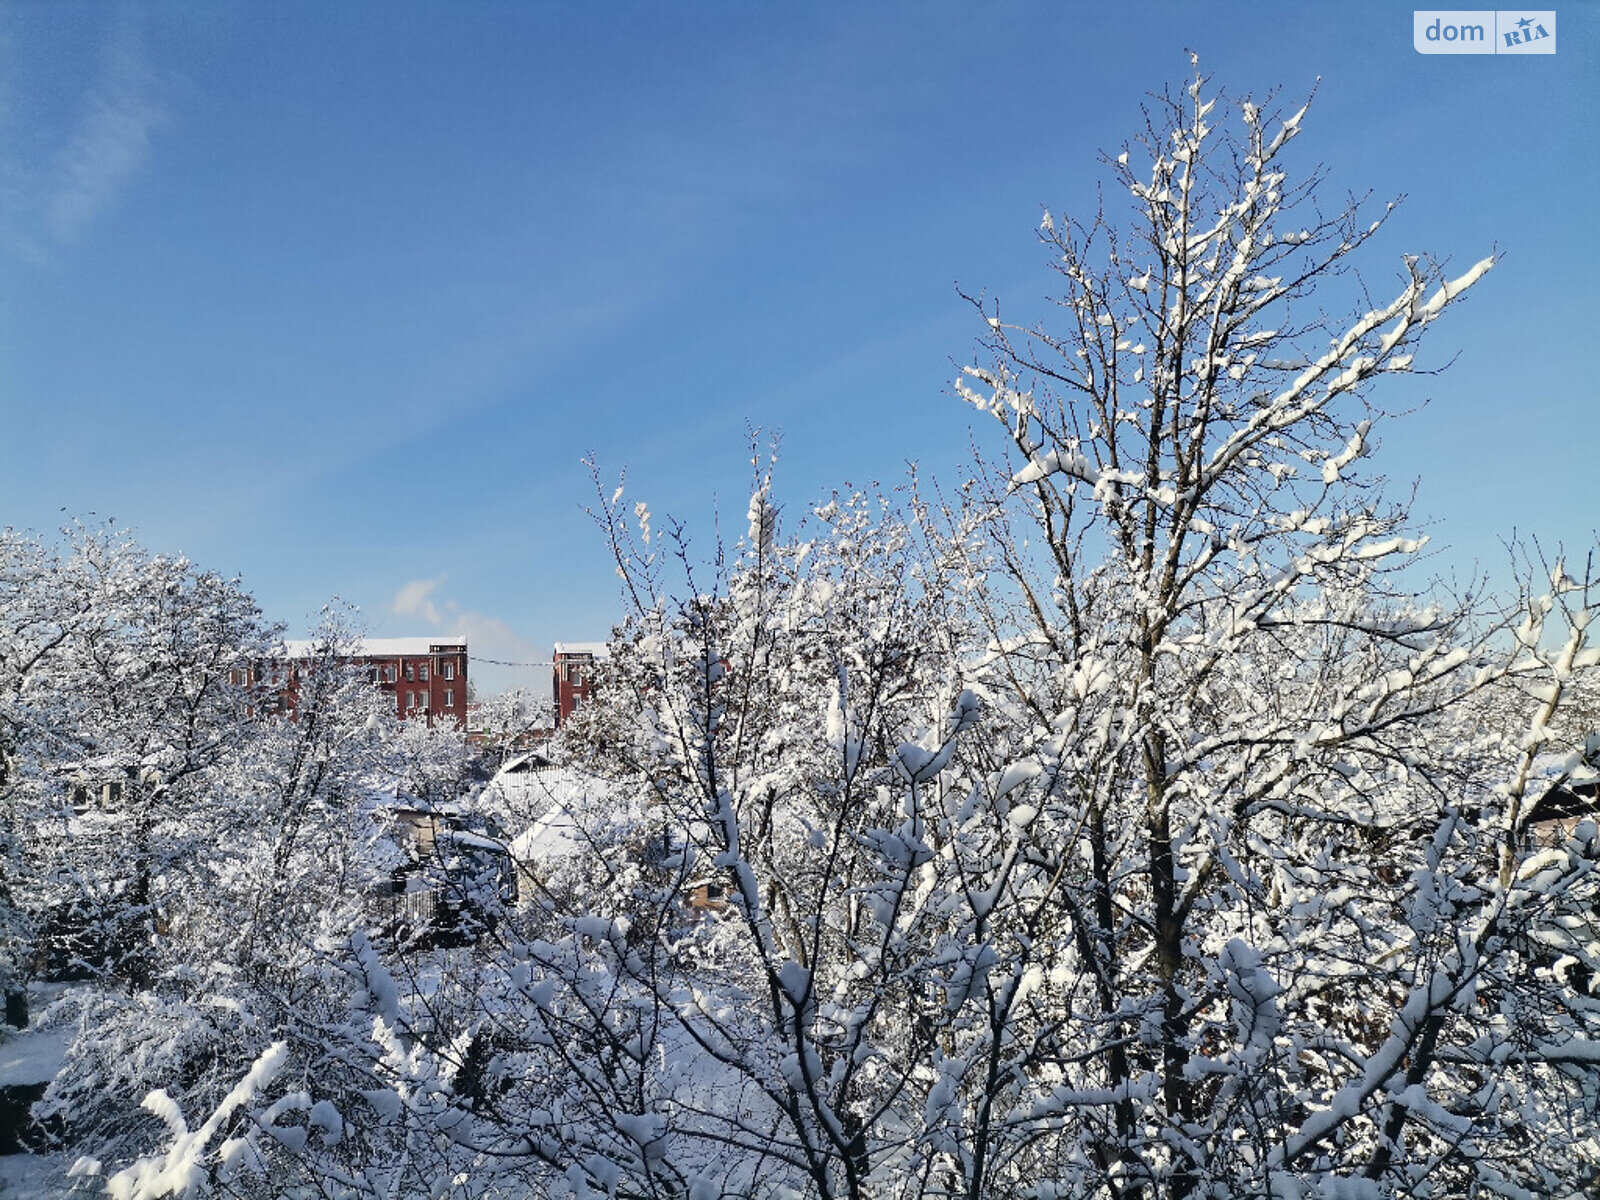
[552,641,607,727]
[280,636,469,728]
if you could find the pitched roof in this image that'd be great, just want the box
[1529,778,1600,824]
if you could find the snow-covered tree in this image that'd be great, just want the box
[86,66,1600,1200]
[0,532,462,1180]
[0,526,86,1002]
[470,687,551,771]
[36,603,456,1175]
[472,66,1596,1200]
[937,62,1599,1199]
[0,522,278,990]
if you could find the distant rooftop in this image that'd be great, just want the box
[552,641,609,657]
[282,636,466,659]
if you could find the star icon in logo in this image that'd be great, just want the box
[1517,16,1533,31]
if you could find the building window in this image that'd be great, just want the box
[419,663,429,682]
[444,689,454,708]
[383,665,396,683]
[442,661,455,680]
[405,663,415,681]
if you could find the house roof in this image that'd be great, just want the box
[552,641,609,657]
[1528,778,1600,824]
[281,636,466,659]
[497,750,558,774]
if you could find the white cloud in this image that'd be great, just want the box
[392,576,446,626]
[46,33,166,243]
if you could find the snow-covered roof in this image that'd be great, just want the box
[496,750,558,775]
[281,636,466,659]
[510,804,587,865]
[436,828,511,855]
[1528,780,1600,824]
[492,766,606,865]
[552,641,609,657]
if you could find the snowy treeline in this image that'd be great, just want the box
[0,527,480,1193]
[5,65,1600,1199]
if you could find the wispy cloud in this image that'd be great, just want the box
[392,576,447,626]
[46,33,166,243]
[1,22,166,258]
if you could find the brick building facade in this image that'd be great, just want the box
[279,636,469,728]
[552,641,607,727]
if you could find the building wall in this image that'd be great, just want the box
[272,639,469,729]
[366,645,469,727]
[552,646,600,727]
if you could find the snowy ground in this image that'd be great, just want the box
[0,1151,79,1197]
[0,1027,71,1092]
[0,984,82,1197]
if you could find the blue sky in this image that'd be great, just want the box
[3,2,1595,695]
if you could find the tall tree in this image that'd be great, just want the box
[945,61,1597,1198]
[1,522,277,989]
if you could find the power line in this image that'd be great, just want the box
[469,655,555,668]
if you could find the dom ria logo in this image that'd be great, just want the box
[1414,10,1556,53]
